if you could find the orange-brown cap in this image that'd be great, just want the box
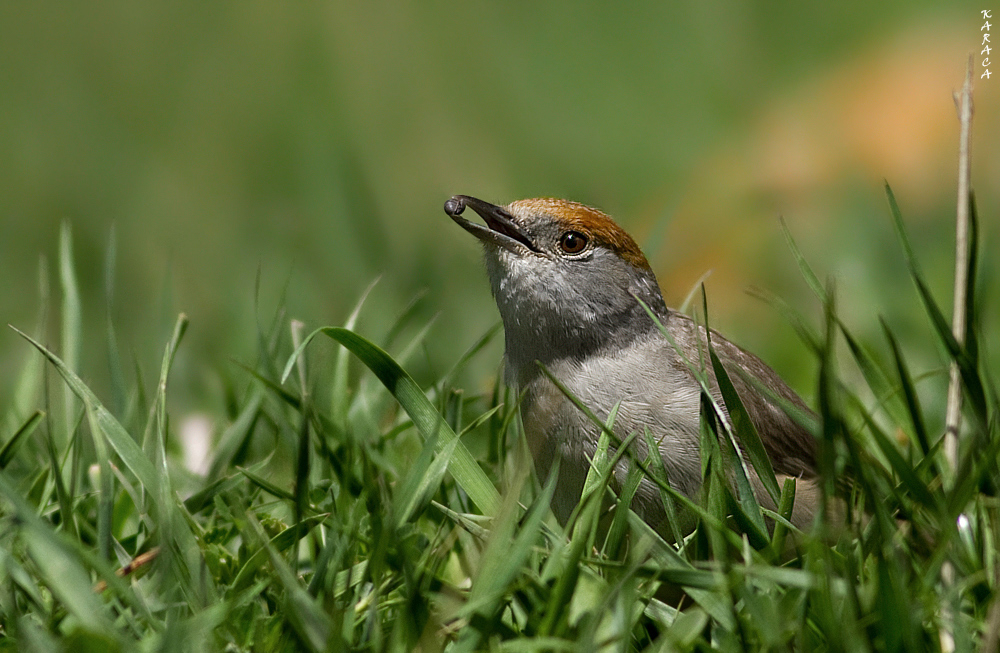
[507,198,652,272]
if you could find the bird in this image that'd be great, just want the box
[444,194,821,536]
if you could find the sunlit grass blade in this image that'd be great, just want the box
[283,326,501,515]
[155,314,188,478]
[629,514,734,629]
[538,478,593,638]
[699,392,731,558]
[603,457,643,558]
[700,289,769,543]
[573,403,618,542]
[332,276,380,427]
[643,427,688,544]
[459,474,553,626]
[392,424,460,529]
[10,326,158,490]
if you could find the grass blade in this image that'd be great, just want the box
[780,216,827,303]
[332,277,380,428]
[0,410,43,469]
[59,222,82,431]
[284,326,501,516]
[710,345,781,506]
[84,401,113,561]
[0,473,114,638]
[231,513,328,590]
[10,326,158,490]
[880,319,930,456]
[886,182,987,424]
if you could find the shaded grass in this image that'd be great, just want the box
[0,183,996,651]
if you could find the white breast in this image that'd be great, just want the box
[517,332,704,530]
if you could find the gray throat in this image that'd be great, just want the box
[501,295,670,388]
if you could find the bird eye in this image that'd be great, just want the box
[558,231,588,255]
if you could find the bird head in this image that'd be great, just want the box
[445,195,668,384]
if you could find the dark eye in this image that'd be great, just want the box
[558,231,588,254]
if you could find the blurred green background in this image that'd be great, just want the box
[1,2,996,423]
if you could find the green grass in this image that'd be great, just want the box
[0,183,997,652]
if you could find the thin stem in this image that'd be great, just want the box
[943,56,974,478]
[939,54,975,653]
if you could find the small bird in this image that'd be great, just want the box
[444,195,821,535]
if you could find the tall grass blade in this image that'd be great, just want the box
[780,216,827,303]
[11,326,158,490]
[3,258,49,439]
[880,319,930,456]
[155,315,188,479]
[537,361,728,536]
[886,182,987,424]
[84,401,113,561]
[392,426,460,529]
[769,476,797,554]
[710,345,781,505]
[332,277,380,428]
[59,222,82,432]
[207,393,263,481]
[246,513,331,652]
[701,290,770,542]
[642,427,688,544]
[283,326,501,515]
[104,227,128,416]
[849,395,936,508]
[603,457,644,558]
[837,323,914,439]
[460,474,554,624]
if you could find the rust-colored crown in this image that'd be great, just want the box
[508,198,652,272]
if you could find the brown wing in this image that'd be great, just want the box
[664,309,818,479]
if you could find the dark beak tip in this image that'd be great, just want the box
[444,196,467,217]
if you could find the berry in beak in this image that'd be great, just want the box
[444,195,540,254]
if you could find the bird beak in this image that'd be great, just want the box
[444,195,539,253]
